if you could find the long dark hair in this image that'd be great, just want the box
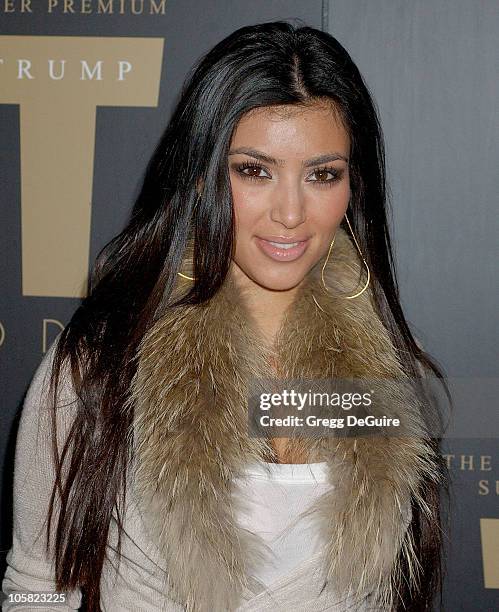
[45,21,451,611]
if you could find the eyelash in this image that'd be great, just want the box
[234,161,344,187]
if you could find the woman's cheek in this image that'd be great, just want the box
[233,185,270,219]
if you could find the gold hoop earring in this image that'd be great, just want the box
[177,271,195,280]
[314,211,370,307]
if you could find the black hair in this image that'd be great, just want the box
[46,21,450,611]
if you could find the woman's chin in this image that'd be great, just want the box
[247,270,308,293]
[230,256,313,293]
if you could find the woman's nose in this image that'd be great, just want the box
[270,182,306,227]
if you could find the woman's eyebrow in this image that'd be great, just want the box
[228,147,348,166]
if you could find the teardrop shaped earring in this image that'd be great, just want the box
[311,211,370,312]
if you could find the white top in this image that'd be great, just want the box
[2,336,370,611]
[233,460,333,594]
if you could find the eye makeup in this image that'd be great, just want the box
[230,160,345,188]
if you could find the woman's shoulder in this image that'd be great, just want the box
[17,332,79,456]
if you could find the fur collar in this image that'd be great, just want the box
[126,227,441,611]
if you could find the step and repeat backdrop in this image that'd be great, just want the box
[1,1,497,610]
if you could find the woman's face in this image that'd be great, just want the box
[228,102,351,292]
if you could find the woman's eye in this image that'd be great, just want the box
[236,163,271,180]
[233,162,343,185]
[307,167,341,184]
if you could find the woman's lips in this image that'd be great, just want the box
[255,237,310,262]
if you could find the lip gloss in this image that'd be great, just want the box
[255,238,310,262]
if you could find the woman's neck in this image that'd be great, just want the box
[229,264,303,348]
[229,265,314,464]
[265,438,312,464]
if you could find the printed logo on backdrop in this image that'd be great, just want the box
[444,454,499,589]
[0,35,164,297]
[2,1,167,16]
[481,519,499,588]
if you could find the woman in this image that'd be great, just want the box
[2,21,450,612]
